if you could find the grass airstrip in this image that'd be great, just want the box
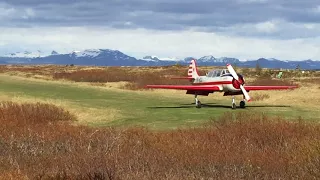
[1,66,320,179]
[0,69,319,130]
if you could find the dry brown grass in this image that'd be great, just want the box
[52,67,196,89]
[0,92,123,126]
[251,93,270,101]
[0,65,208,90]
[1,101,320,179]
[247,77,296,86]
[1,64,319,91]
[244,77,320,109]
[297,77,320,84]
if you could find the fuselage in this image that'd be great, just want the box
[192,74,244,93]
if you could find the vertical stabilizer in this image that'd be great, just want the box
[188,59,200,78]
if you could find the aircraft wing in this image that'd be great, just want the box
[169,77,194,80]
[145,85,220,91]
[244,85,298,91]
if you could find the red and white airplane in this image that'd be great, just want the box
[145,59,298,109]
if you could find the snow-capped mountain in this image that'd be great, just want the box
[69,49,135,62]
[71,49,102,58]
[184,57,196,62]
[197,56,240,65]
[142,56,160,61]
[0,48,320,69]
[198,55,216,62]
[142,55,181,61]
[51,51,59,55]
[4,50,48,58]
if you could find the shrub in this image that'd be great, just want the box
[0,101,76,125]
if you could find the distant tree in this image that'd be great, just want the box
[174,62,182,67]
[255,61,262,75]
[241,67,250,76]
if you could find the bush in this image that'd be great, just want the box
[0,101,76,125]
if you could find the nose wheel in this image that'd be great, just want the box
[240,95,246,108]
[240,100,246,108]
[231,96,246,109]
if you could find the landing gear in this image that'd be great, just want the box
[240,101,246,108]
[196,101,202,108]
[195,94,201,108]
[232,96,236,109]
[231,96,246,109]
[240,95,246,108]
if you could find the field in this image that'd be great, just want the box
[0,64,320,179]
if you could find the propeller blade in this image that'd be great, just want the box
[226,64,239,80]
[227,63,251,102]
[240,85,251,102]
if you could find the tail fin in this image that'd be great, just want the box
[188,59,200,78]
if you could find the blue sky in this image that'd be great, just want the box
[1,0,320,60]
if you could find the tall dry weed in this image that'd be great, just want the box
[0,101,75,125]
[0,106,320,179]
[251,93,270,101]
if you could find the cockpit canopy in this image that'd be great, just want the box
[206,69,230,77]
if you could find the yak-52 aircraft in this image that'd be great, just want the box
[145,59,298,109]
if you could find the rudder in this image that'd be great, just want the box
[188,59,200,78]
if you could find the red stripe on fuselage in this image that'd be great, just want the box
[192,81,232,85]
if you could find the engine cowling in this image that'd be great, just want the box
[232,74,245,89]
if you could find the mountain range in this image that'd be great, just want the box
[1,49,320,70]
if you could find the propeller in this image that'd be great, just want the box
[227,64,251,102]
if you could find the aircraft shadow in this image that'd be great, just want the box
[148,103,291,109]
[180,102,217,105]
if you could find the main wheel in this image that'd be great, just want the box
[240,101,246,108]
[196,101,201,108]
[232,103,236,109]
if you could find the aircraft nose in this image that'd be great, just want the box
[237,74,245,85]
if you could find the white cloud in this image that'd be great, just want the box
[313,5,320,13]
[21,8,36,19]
[0,3,35,20]
[0,3,15,19]
[1,26,320,60]
[255,20,278,33]
[303,23,316,29]
[25,8,35,16]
